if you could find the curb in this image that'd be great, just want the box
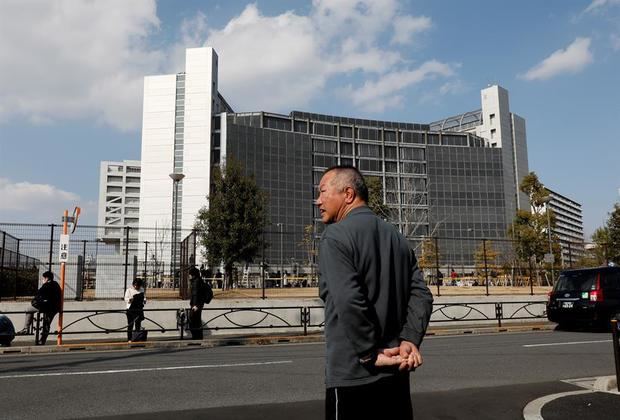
[522,390,594,420]
[0,322,555,355]
[594,375,618,393]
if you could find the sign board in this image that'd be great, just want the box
[59,234,70,262]
[543,253,555,264]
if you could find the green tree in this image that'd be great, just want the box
[578,227,609,267]
[418,237,441,271]
[607,204,620,264]
[520,172,549,211]
[508,172,560,284]
[298,224,316,267]
[194,158,267,288]
[473,241,500,283]
[366,176,389,219]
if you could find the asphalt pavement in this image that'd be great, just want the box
[1,329,619,419]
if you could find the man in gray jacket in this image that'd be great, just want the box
[317,166,433,420]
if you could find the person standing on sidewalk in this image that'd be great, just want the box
[189,266,209,339]
[316,166,433,420]
[124,278,146,342]
[17,271,62,344]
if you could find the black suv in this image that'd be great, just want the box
[547,266,620,328]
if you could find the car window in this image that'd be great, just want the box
[555,271,596,292]
[602,270,620,290]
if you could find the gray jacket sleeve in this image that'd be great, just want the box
[320,236,378,355]
[399,250,434,347]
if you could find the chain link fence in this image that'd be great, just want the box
[1,223,593,300]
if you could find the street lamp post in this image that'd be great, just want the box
[169,172,185,288]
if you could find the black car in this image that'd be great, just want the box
[547,266,620,328]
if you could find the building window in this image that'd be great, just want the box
[490,129,496,139]
[489,113,495,124]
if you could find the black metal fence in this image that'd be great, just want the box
[0,222,593,300]
[3,300,548,345]
[0,229,42,300]
[414,236,588,296]
[0,223,320,300]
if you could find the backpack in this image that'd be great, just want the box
[202,280,213,304]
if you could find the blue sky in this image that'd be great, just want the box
[1,0,619,238]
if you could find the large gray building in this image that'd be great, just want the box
[138,47,529,270]
[220,110,507,267]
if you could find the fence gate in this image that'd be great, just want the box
[179,230,198,300]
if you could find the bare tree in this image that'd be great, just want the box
[147,220,170,288]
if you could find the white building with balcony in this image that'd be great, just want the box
[543,188,585,267]
[97,160,141,250]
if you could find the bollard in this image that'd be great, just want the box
[612,319,620,390]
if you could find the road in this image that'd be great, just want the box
[0,329,616,419]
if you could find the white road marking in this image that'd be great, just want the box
[0,360,293,380]
[523,339,611,348]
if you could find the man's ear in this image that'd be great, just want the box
[344,186,356,204]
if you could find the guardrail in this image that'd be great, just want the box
[4,301,548,345]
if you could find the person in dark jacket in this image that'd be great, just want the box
[316,166,433,420]
[124,278,146,342]
[189,266,206,339]
[16,271,62,344]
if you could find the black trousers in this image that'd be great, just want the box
[126,310,142,341]
[189,307,203,340]
[325,374,413,420]
[38,312,56,345]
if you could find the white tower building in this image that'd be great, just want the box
[138,47,219,266]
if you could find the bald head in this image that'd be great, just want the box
[323,166,368,203]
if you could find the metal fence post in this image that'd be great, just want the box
[262,231,266,300]
[529,258,534,296]
[302,307,309,336]
[434,236,441,297]
[48,224,55,271]
[192,229,197,266]
[124,226,130,293]
[611,319,620,390]
[35,312,41,345]
[0,231,4,302]
[483,238,489,296]
[15,239,20,300]
[143,241,148,282]
[495,303,503,328]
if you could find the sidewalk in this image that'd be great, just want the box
[524,376,620,420]
[1,320,556,355]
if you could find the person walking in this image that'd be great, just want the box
[16,270,62,344]
[316,166,433,420]
[124,278,146,342]
[188,266,208,339]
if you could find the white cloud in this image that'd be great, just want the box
[204,4,325,111]
[584,0,620,14]
[391,15,432,45]
[520,37,593,81]
[611,33,620,51]
[438,80,468,96]
[0,178,91,224]
[341,60,455,112]
[201,1,455,113]
[0,0,457,127]
[0,0,163,131]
